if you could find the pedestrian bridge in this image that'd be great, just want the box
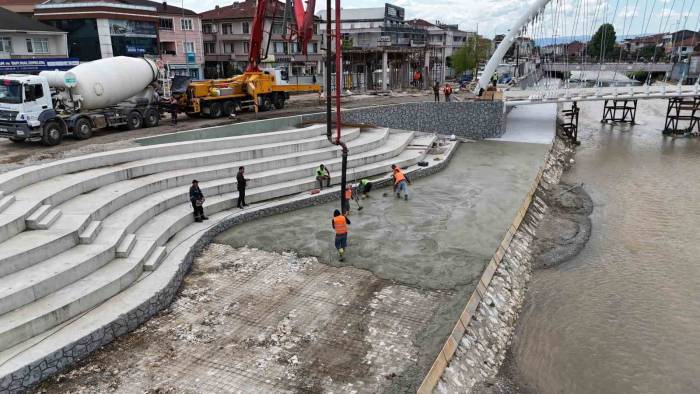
[504,83,700,106]
[541,62,672,73]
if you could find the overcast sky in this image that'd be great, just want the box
[181,0,700,39]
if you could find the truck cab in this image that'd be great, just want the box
[0,75,60,144]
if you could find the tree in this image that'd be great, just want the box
[587,23,617,61]
[452,36,491,75]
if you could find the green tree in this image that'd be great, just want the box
[588,23,617,61]
[452,36,491,75]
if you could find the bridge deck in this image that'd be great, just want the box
[504,85,700,106]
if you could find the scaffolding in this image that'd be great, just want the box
[560,101,580,144]
[663,96,700,134]
[601,99,637,124]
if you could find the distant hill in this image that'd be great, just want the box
[534,35,635,46]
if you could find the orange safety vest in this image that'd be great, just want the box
[393,169,406,185]
[344,187,352,200]
[333,215,348,235]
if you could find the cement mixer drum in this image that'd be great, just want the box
[40,56,159,111]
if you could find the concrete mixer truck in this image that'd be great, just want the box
[0,56,161,145]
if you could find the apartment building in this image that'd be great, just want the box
[410,19,474,79]
[33,0,204,78]
[200,0,323,79]
[0,6,76,73]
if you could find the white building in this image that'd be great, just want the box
[409,19,475,80]
[0,6,68,61]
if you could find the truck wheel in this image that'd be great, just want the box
[126,111,143,130]
[274,95,285,109]
[144,108,160,127]
[222,101,236,116]
[259,96,272,112]
[42,121,63,146]
[208,102,223,118]
[73,117,93,140]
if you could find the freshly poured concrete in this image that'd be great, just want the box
[216,140,549,290]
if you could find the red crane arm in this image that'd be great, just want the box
[246,0,269,72]
[246,0,317,72]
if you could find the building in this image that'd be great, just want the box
[409,19,474,80]
[147,0,204,78]
[0,0,39,16]
[318,3,429,90]
[0,6,77,73]
[33,0,204,78]
[200,0,323,80]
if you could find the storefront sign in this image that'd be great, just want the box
[0,58,80,73]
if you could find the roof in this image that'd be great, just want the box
[0,6,64,32]
[125,0,197,15]
[675,37,699,47]
[36,0,197,15]
[408,19,435,27]
[316,7,386,21]
[200,0,284,20]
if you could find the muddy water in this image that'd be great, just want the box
[512,99,700,393]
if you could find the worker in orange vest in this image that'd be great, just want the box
[444,83,453,102]
[342,184,353,214]
[391,164,411,200]
[332,209,351,261]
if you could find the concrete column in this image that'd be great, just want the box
[382,50,388,91]
[96,18,113,59]
[424,50,430,89]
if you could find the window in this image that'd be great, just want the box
[307,42,318,53]
[23,84,44,102]
[222,23,232,35]
[180,18,193,31]
[25,38,48,53]
[184,41,195,54]
[242,21,249,34]
[223,41,234,53]
[274,41,287,54]
[204,42,216,54]
[0,37,11,53]
[203,24,215,34]
[243,42,249,53]
[160,41,177,55]
[159,18,173,30]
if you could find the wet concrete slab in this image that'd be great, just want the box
[216,140,550,291]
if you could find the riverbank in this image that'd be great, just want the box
[502,99,700,393]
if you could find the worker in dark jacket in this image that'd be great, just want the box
[189,180,208,222]
[170,96,179,125]
[236,166,248,209]
[433,82,440,102]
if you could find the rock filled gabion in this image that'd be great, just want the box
[436,137,573,393]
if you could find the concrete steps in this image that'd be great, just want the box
[0,127,375,275]
[0,125,447,385]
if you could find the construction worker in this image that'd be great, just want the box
[491,72,499,87]
[236,166,248,209]
[444,83,453,102]
[316,164,331,189]
[358,178,372,199]
[391,164,411,200]
[332,209,350,261]
[170,96,179,125]
[433,82,440,102]
[343,184,353,215]
[189,180,208,222]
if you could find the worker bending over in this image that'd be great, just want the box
[332,209,350,261]
[391,164,411,200]
[316,164,331,189]
[358,178,372,199]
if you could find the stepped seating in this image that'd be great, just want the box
[0,124,439,385]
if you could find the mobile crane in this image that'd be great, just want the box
[179,0,321,118]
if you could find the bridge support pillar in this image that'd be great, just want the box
[560,102,580,145]
[663,96,700,135]
[601,99,637,124]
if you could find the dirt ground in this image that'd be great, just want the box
[33,244,455,394]
[0,91,439,173]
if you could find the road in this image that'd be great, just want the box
[0,92,433,170]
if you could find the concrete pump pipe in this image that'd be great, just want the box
[40,56,158,110]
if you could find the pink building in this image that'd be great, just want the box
[147,0,204,79]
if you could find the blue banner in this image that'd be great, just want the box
[0,58,80,74]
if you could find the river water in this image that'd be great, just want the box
[511,99,700,393]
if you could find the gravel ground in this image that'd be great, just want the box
[33,244,454,394]
[0,91,440,174]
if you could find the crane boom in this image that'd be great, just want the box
[246,0,317,72]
